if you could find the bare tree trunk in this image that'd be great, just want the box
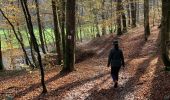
[20,0,47,93]
[116,0,122,35]
[35,0,46,54]
[161,0,170,66]
[0,36,3,70]
[101,0,106,35]
[144,0,150,41]
[62,0,76,72]
[77,18,82,42]
[25,27,37,66]
[130,0,137,28]
[17,26,29,65]
[121,3,127,33]
[126,0,131,26]
[95,15,100,37]
[61,0,66,61]
[52,0,62,65]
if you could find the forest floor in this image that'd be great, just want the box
[1,26,170,100]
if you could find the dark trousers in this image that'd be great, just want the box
[111,66,121,81]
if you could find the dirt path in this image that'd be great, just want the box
[0,26,170,100]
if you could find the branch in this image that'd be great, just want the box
[0,8,23,45]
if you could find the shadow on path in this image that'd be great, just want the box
[149,56,170,99]
[14,72,69,98]
[86,55,157,100]
[33,72,110,99]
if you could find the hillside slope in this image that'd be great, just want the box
[0,26,170,100]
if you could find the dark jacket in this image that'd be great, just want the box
[107,48,125,67]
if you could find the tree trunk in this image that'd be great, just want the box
[52,0,62,65]
[20,0,47,93]
[161,0,170,66]
[102,0,106,35]
[62,0,76,72]
[77,18,82,42]
[35,0,46,54]
[136,0,140,24]
[126,0,131,26]
[130,0,136,28]
[144,0,150,41]
[95,16,100,37]
[61,0,66,61]
[109,0,113,33]
[25,27,37,66]
[116,0,122,35]
[0,36,3,70]
[17,27,29,65]
[121,3,127,33]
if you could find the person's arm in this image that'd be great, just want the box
[107,50,112,67]
[121,50,125,67]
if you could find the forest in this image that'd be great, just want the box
[0,0,170,99]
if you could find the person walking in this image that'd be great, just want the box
[107,40,125,88]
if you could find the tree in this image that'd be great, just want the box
[130,0,136,28]
[116,0,122,35]
[20,0,47,93]
[0,8,33,67]
[144,0,150,41]
[61,0,66,61]
[0,35,3,70]
[62,0,76,72]
[121,1,127,33]
[35,0,46,54]
[161,0,170,67]
[101,0,106,35]
[52,0,62,65]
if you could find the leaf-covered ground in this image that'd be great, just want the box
[0,26,170,100]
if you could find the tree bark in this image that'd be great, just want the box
[130,0,136,28]
[116,0,122,35]
[144,0,150,41]
[101,0,106,35]
[121,3,127,33]
[62,0,76,72]
[20,0,47,93]
[161,0,170,66]
[126,0,131,26]
[0,36,3,70]
[52,0,62,65]
[35,0,46,54]
[61,0,66,60]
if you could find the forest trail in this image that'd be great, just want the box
[1,26,170,100]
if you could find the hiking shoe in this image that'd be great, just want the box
[114,82,118,88]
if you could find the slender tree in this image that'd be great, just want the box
[121,1,127,33]
[130,0,136,28]
[20,0,47,93]
[144,0,150,41]
[101,0,106,35]
[61,0,66,59]
[126,0,131,26]
[0,8,33,67]
[116,0,122,35]
[52,0,62,65]
[0,35,3,70]
[35,0,46,54]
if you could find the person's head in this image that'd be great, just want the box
[113,40,119,50]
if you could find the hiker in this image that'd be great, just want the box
[107,40,125,88]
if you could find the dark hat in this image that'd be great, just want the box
[113,40,118,45]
